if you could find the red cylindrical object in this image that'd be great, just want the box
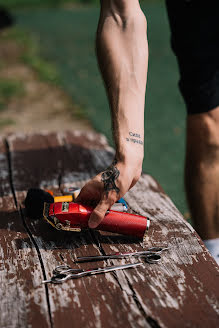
[48,202,150,239]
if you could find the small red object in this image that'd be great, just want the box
[43,202,150,239]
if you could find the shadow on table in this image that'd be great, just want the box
[0,210,141,250]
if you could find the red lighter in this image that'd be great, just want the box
[43,202,150,239]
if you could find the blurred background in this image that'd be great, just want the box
[0,0,188,218]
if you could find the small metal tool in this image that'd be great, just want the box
[76,247,169,264]
[42,262,143,284]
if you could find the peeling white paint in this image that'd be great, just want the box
[0,231,50,327]
[2,132,218,328]
[206,295,219,315]
[92,304,101,328]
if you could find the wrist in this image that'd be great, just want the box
[115,152,143,183]
[114,128,144,161]
[115,144,144,166]
[115,154,143,184]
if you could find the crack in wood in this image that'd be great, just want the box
[124,273,160,328]
[59,253,65,262]
[4,131,219,327]
[4,139,17,208]
[89,230,124,286]
[117,200,161,326]
[19,205,54,328]
[5,137,54,328]
[90,230,155,327]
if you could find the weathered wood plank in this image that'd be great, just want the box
[95,176,219,328]
[0,138,50,328]
[7,130,219,328]
[62,131,219,328]
[8,131,151,328]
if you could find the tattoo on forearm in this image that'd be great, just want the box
[126,132,143,146]
[101,159,120,196]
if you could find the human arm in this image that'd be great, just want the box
[76,0,148,228]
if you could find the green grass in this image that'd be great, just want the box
[3,27,60,85]
[0,79,24,111]
[0,118,15,128]
[22,54,60,84]
[1,0,161,10]
[15,3,188,216]
[0,0,97,9]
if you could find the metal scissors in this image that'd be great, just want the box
[42,262,143,284]
[76,246,169,264]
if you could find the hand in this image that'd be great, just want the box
[75,159,142,228]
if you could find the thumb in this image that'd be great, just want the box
[75,192,82,203]
[88,200,109,229]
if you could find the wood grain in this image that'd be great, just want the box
[96,175,219,328]
[63,131,219,328]
[0,138,50,328]
[8,131,151,328]
[3,130,219,328]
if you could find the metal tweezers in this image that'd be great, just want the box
[42,262,143,284]
[76,246,169,264]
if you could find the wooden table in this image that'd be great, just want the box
[0,131,218,328]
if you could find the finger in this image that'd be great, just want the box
[75,179,102,204]
[75,186,91,204]
[75,191,98,208]
[74,191,83,203]
[88,200,110,229]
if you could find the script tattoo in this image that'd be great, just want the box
[101,159,120,196]
[126,131,143,146]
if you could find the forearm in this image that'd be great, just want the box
[96,1,148,167]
